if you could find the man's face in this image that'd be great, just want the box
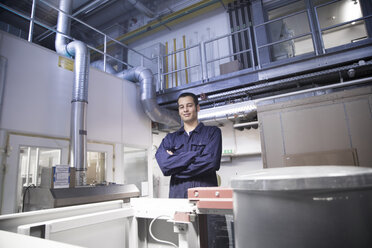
[178,96,200,123]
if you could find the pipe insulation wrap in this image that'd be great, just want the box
[91,60,117,74]
[55,0,72,56]
[70,101,88,173]
[67,41,90,102]
[117,67,181,127]
[127,0,155,18]
[198,101,257,122]
[55,0,89,180]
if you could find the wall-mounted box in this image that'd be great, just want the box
[219,60,242,75]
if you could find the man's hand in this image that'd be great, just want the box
[166,150,174,155]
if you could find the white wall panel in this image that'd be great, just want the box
[0,32,72,137]
[0,31,152,195]
[87,69,123,143]
[0,31,151,146]
[121,82,151,147]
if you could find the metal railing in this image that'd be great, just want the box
[0,0,153,73]
[203,25,255,78]
[1,0,371,92]
[253,9,315,69]
[38,0,153,71]
[159,43,203,91]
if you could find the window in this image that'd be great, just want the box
[258,0,314,63]
[123,146,148,196]
[19,146,61,187]
[86,151,106,185]
[2,134,69,214]
[314,0,368,49]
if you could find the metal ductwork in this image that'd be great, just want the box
[198,100,257,122]
[90,60,117,74]
[116,67,181,127]
[55,0,89,186]
[55,0,72,57]
[127,0,155,18]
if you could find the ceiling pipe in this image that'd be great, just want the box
[90,61,180,127]
[116,67,181,127]
[116,0,223,43]
[127,0,155,18]
[36,0,104,42]
[55,0,89,186]
[90,60,117,74]
[199,76,372,125]
[198,100,257,122]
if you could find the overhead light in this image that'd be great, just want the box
[351,21,356,25]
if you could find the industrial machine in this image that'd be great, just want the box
[1,166,372,248]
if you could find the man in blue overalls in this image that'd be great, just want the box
[156,92,229,248]
[155,92,222,198]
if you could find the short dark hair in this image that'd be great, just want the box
[177,92,199,106]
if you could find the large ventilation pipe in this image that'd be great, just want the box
[198,101,257,122]
[56,0,89,186]
[127,0,155,18]
[90,61,180,127]
[116,67,180,127]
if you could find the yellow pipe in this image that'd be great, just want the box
[165,42,169,89]
[173,38,178,87]
[182,35,189,84]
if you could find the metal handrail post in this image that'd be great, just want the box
[247,27,255,70]
[314,5,326,54]
[201,41,207,81]
[306,9,319,56]
[28,0,37,42]
[252,26,261,69]
[103,35,107,72]
[157,55,163,92]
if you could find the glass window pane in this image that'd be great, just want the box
[267,1,306,21]
[262,0,314,61]
[123,147,148,195]
[18,146,61,212]
[315,0,368,49]
[87,151,106,185]
[19,146,61,187]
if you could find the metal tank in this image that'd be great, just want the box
[231,166,372,248]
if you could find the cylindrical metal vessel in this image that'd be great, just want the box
[231,166,372,248]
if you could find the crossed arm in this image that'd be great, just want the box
[155,128,222,179]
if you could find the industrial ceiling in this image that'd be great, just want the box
[0,0,206,50]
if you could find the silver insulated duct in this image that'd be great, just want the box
[127,0,155,18]
[116,67,180,127]
[198,100,257,122]
[56,0,89,186]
